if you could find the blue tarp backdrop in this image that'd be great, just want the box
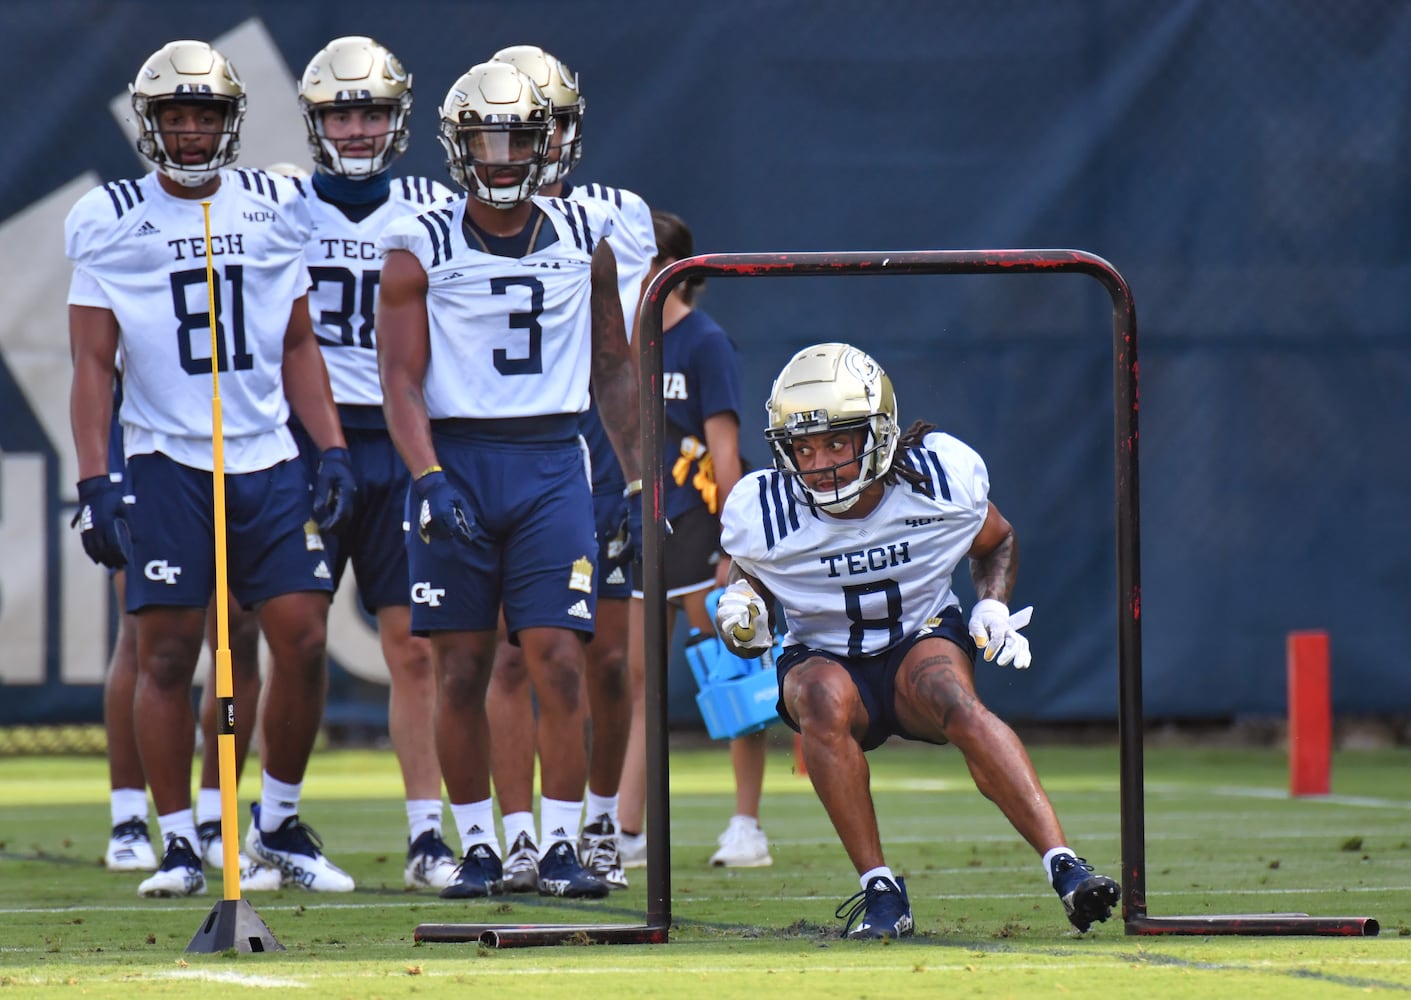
[0,1,1407,729]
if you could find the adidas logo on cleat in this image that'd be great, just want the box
[567,600,591,620]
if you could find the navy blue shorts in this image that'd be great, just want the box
[774,605,976,751]
[406,418,597,640]
[594,487,632,601]
[294,423,411,613]
[123,452,334,613]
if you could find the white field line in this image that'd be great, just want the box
[153,970,306,988]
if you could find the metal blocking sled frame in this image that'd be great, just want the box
[413,249,1378,947]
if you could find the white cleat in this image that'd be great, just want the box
[106,818,158,872]
[245,803,355,893]
[404,830,459,890]
[137,836,206,898]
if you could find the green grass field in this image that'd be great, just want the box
[2,737,1408,997]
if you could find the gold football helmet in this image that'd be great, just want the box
[299,36,412,177]
[438,62,554,208]
[130,40,245,187]
[765,343,900,512]
[490,45,584,185]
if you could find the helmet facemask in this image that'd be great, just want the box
[299,36,412,178]
[489,46,584,186]
[130,41,246,188]
[438,63,554,209]
[764,344,900,513]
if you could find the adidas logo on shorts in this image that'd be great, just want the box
[313,561,331,579]
[567,600,591,620]
[606,567,625,584]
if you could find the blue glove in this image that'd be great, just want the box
[72,475,130,569]
[412,470,475,545]
[312,447,356,534]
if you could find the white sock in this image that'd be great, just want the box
[259,771,302,832]
[450,799,499,856]
[111,788,148,827]
[155,809,198,855]
[406,799,443,842]
[860,865,895,891]
[196,788,224,828]
[1042,846,1076,886]
[501,810,537,849]
[585,791,619,829]
[538,797,584,856]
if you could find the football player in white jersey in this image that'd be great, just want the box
[291,35,459,892]
[717,344,1121,938]
[481,44,657,892]
[67,40,357,898]
[376,61,643,901]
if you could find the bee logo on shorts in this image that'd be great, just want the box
[569,555,594,594]
[304,520,325,551]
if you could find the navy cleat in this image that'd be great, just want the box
[835,875,914,940]
[538,840,610,899]
[440,844,504,899]
[1050,854,1121,932]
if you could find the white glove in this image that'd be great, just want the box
[716,581,773,652]
[967,599,1034,669]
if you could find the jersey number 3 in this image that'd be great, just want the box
[171,266,253,375]
[490,275,544,375]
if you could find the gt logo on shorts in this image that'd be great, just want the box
[411,581,446,607]
[145,560,182,585]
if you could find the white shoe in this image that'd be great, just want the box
[502,831,540,893]
[578,813,629,890]
[405,830,459,890]
[709,815,773,868]
[138,836,207,897]
[618,830,647,870]
[244,803,355,893]
[239,859,284,892]
[106,818,158,872]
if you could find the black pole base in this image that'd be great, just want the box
[187,898,286,953]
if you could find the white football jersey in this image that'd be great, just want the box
[299,175,453,405]
[721,432,991,657]
[567,183,655,339]
[65,169,312,472]
[377,195,617,420]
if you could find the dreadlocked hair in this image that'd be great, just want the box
[881,419,938,489]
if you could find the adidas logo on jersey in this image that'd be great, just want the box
[134,220,160,236]
[567,600,591,620]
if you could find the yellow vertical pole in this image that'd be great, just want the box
[201,201,240,902]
